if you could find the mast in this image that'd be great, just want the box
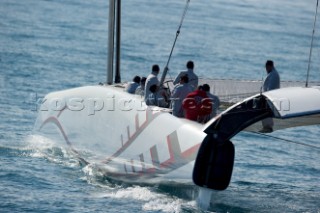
[107,0,115,85]
[115,0,121,83]
[107,0,121,84]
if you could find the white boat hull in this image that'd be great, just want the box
[34,85,206,183]
[34,85,320,188]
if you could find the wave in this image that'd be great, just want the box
[21,129,320,213]
[20,134,202,212]
[21,134,83,168]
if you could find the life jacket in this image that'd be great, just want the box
[182,90,212,122]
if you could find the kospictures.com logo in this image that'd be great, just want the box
[29,93,291,116]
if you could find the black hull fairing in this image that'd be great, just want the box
[193,87,320,190]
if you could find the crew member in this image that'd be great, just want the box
[173,60,198,90]
[125,76,141,94]
[171,75,193,117]
[202,83,220,118]
[182,86,212,123]
[260,60,280,133]
[145,65,160,101]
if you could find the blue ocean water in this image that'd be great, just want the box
[0,0,320,212]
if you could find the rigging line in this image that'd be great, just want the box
[260,67,264,95]
[248,131,320,151]
[306,0,319,87]
[160,0,191,86]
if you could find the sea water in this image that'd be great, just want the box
[0,0,319,212]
